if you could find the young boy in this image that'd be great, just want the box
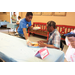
[16,16,21,34]
[17,12,35,46]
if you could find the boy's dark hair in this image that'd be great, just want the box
[26,12,33,16]
[47,21,56,29]
[18,16,21,18]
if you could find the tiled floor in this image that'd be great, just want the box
[0,27,68,62]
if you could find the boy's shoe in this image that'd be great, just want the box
[15,32,18,35]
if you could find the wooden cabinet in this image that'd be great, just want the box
[19,12,27,18]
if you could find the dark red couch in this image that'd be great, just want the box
[28,22,75,41]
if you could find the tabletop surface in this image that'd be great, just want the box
[7,23,17,26]
[0,22,9,27]
[0,32,64,62]
[7,23,18,30]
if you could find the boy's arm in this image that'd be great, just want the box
[23,28,31,46]
[23,28,28,40]
[45,44,59,49]
[43,40,48,43]
[28,26,33,30]
[38,42,59,49]
[11,18,15,20]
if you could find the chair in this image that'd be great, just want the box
[60,40,64,50]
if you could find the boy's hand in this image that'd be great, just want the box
[26,39,31,46]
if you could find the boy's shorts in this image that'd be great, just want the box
[18,33,25,39]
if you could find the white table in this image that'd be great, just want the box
[7,23,18,34]
[0,22,9,27]
[0,32,65,62]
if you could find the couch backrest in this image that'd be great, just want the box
[32,22,75,34]
[56,25,75,34]
[33,22,47,31]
